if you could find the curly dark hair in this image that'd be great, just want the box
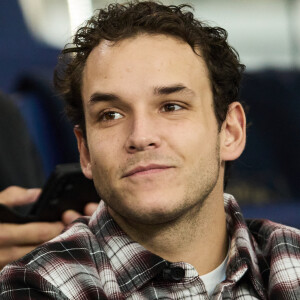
[54,1,245,187]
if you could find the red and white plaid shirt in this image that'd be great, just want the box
[1,194,300,299]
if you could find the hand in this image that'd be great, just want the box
[0,186,65,270]
[62,202,98,224]
[0,185,41,207]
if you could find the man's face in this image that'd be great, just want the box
[78,34,224,225]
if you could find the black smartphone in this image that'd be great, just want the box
[0,163,100,224]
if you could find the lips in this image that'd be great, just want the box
[123,164,171,178]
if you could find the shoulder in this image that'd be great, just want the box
[0,217,109,299]
[19,217,108,269]
[246,218,300,251]
[246,218,300,298]
[0,264,69,299]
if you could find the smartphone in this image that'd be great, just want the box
[0,163,100,224]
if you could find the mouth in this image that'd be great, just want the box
[123,164,172,178]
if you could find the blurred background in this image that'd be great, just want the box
[0,0,299,226]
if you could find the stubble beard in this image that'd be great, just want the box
[95,141,221,228]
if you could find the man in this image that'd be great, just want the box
[1,2,299,299]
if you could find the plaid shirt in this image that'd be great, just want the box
[1,194,300,299]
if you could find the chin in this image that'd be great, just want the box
[109,198,189,226]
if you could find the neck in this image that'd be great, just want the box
[108,191,228,276]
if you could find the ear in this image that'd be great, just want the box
[220,102,246,161]
[74,126,93,179]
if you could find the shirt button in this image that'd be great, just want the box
[163,267,185,282]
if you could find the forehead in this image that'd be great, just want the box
[82,34,211,98]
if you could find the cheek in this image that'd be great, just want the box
[168,122,207,154]
[88,131,124,174]
[175,124,220,168]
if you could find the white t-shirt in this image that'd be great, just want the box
[199,251,229,296]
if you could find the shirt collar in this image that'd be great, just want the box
[88,201,167,296]
[224,193,267,299]
[88,195,267,298]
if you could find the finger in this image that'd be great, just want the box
[0,186,41,207]
[62,210,81,225]
[0,245,38,270]
[84,202,98,216]
[0,222,64,246]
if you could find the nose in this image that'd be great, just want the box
[125,114,162,153]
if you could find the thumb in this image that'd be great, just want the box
[84,202,98,216]
[62,210,81,225]
[0,186,41,207]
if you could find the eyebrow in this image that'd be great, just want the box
[88,84,195,105]
[88,93,120,105]
[153,84,195,96]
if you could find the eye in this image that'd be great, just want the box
[99,111,123,122]
[161,103,183,112]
